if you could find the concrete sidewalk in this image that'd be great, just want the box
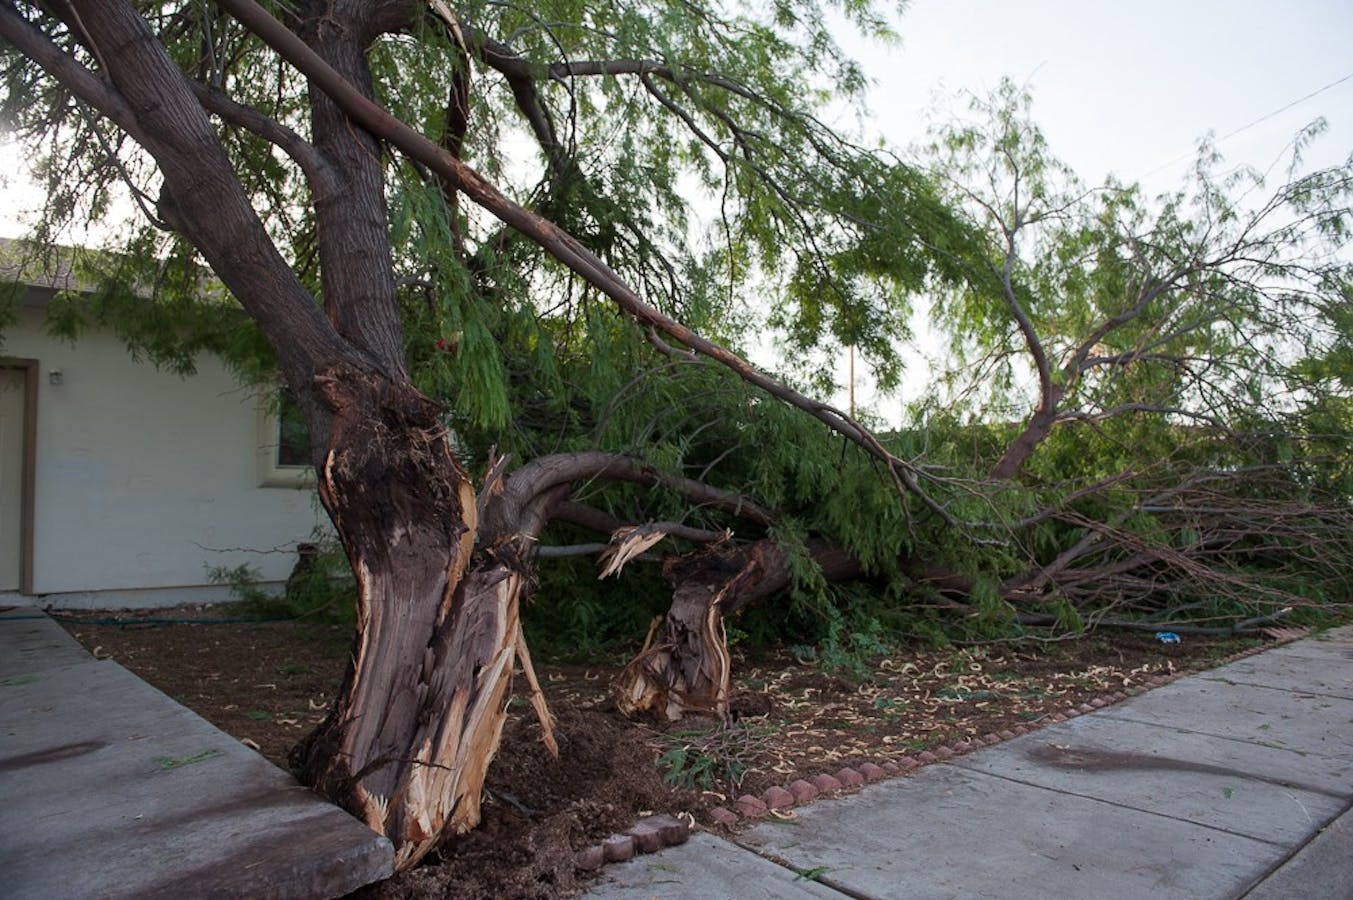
[0,608,393,899]
[588,625,1353,899]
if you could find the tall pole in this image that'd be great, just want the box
[848,344,855,418]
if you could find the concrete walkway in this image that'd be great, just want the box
[588,625,1353,900]
[0,608,392,899]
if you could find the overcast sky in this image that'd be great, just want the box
[840,0,1353,192]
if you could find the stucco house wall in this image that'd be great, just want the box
[2,264,326,609]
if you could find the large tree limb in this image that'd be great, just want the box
[34,0,351,407]
[0,4,144,142]
[296,3,406,375]
[554,501,732,546]
[486,451,777,537]
[216,0,943,515]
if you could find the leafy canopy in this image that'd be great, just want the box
[2,5,1349,648]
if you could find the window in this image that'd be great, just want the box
[275,390,311,467]
[257,387,315,488]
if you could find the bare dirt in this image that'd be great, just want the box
[58,608,1276,899]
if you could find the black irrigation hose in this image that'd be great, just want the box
[61,616,294,626]
[4,612,295,626]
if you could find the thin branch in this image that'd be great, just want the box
[188,80,337,196]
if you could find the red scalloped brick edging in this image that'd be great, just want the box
[574,814,690,871]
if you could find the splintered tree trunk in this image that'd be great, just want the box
[291,373,538,870]
[20,0,555,874]
[614,546,752,721]
[615,540,861,721]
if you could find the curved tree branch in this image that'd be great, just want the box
[485,450,777,538]
[187,80,337,197]
[553,500,733,545]
[218,0,945,516]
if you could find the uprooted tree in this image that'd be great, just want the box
[3,0,1350,870]
[611,84,1353,720]
[1,0,961,867]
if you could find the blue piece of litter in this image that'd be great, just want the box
[1156,632,1181,644]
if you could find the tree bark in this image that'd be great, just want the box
[287,371,520,870]
[615,539,860,720]
[614,544,754,721]
[297,1,407,372]
[990,385,1064,481]
[28,2,546,870]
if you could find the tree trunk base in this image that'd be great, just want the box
[289,379,559,871]
[613,543,775,721]
[614,539,864,722]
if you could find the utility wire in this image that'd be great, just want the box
[1217,70,1353,143]
[1139,70,1353,180]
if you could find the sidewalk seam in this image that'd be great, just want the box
[728,837,869,899]
[946,763,1294,848]
[1235,798,1353,899]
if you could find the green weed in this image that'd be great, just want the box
[154,749,223,770]
[656,723,772,791]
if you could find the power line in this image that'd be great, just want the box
[1218,70,1353,143]
[1140,69,1353,180]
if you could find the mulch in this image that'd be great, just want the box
[58,609,1274,899]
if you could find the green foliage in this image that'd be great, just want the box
[277,543,358,624]
[205,562,270,607]
[788,602,892,682]
[524,549,672,661]
[656,722,769,790]
[969,575,1017,635]
[1049,598,1083,635]
[899,79,1353,635]
[25,237,277,384]
[657,743,739,791]
[3,3,1349,660]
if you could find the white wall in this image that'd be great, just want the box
[4,305,327,607]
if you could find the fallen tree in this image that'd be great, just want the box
[604,86,1353,720]
[3,0,1349,869]
[3,0,953,866]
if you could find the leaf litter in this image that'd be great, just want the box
[59,610,1262,898]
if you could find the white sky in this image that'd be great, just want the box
[845,0,1353,192]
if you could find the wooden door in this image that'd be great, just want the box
[1,367,27,590]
